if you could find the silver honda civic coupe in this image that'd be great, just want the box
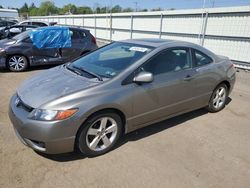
[9,39,236,156]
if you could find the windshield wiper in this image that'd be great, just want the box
[72,65,103,81]
[66,64,82,76]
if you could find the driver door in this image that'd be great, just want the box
[130,47,198,127]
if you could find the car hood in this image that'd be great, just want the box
[0,38,16,48]
[17,65,101,108]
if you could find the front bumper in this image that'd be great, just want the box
[8,94,83,154]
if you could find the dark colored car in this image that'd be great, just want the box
[0,25,38,39]
[0,27,97,71]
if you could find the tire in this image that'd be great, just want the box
[207,83,228,113]
[7,55,28,72]
[76,111,122,157]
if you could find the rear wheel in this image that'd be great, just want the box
[207,83,228,113]
[76,112,122,157]
[7,55,28,72]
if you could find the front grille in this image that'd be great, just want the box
[16,95,34,112]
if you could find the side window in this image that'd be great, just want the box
[194,50,213,67]
[25,26,34,31]
[23,37,32,43]
[33,22,47,27]
[7,22,15,26]
[142,48,191,75]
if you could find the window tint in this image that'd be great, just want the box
[142,48,191,75]
[70,30,86,40]
[33,22,47,27]
[194,50,212,67]
[0,21,7,27]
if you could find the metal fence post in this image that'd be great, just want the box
[65,17,67,25]
[94,15,97,38]
[201,12,208,46]
[110,14,112,41]
[72,16,74,26]
[130,15,133,39]
[82,16,84,26]
[159,13,163,39]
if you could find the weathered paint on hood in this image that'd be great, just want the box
[17,65,101,108]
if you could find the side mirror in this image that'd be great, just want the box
[133,71,153,84]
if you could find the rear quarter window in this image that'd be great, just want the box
[193,50,213,67]
[70,29,86,39]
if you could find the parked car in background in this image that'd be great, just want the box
[0,25,38,39]
[0,20,16,30]
[0,26,97,71]
[18,20,57,27]
[9,39,236,156]
[9,19,19,23]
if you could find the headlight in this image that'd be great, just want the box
[28,108,78,121]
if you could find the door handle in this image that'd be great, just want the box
[183,75,193,81]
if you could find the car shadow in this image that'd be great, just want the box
[36,108,208,162]
[37,98,232,162]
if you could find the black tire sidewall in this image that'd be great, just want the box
[7,55,28,72]
[207,83,228,113]
[77,112,122,157]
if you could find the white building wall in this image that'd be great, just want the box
[30,6,250,63]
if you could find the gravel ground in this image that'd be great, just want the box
[0,65,250,188]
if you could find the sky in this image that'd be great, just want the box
[1,0,250,9]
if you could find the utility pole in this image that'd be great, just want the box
[211,0,215,8]
[134,2,138,12]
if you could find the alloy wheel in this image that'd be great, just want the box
[213,87,226,109]
[8,56,26,71]
[86,117,118,151]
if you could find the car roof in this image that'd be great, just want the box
[120,38,217,59]
[120,38,207,48]
[8,24,38,28]
[68,26,89,32]
[120,38,177,47]
[19,20,50,24]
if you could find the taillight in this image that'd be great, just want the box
[91,36,97,45]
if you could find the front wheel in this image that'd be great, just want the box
[76,112,122,157]
[207,83,228,113]
[7,55,28,72]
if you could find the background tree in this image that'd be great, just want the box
[38,1,58,16]
[123,7,133,12]
[19,3,29,14]
[76,6,93,14]
[112,5,122,13]
[62,4,77,14]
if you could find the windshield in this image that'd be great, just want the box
[70,42,154,78]
[12,30,32,41]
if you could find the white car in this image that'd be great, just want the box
[18,20,57,27]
